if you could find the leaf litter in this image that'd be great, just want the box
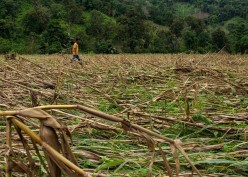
[0,54,247,176]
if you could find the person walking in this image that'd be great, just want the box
[71,37,82,65]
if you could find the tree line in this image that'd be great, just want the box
[0,0,247,54]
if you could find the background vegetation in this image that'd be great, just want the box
[0,0,248,54]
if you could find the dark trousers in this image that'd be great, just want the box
[71,55,81,62]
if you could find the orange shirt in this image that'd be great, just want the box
[72,42,78,55]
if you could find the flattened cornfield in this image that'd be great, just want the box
[0,54,248,176]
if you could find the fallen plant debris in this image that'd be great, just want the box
[1,105,202,177]
[0,54,248,176]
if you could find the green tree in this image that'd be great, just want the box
[22,6,50,34]
[184,30,198,51]
[117,7,147,52]
[239,35,248,54]
[212,28,228,51]
[151,30,177,53]
[63,0,84,24]
[50,3,66,19]
[95,40,116,54]
[0,0,20,19]
[150,7,174,26]
[86,10,116,40]
[41,20,68,53]
[0,37,11,53]
[197,31,213,53]
[85,10,117,53]
[185,16,205,34]
[170,19,185,37]
[228,20,248,53]
[0,19,15,38]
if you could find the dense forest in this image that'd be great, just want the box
[0,0,247,54]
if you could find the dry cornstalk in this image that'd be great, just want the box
[1,104,202,176]
[7,116,90,177]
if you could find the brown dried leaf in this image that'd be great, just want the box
[59,131,78,165]
[19,108,61,128]
[40,124,62,177]
[18,108,50,119]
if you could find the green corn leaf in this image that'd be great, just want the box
[96,159,124,172]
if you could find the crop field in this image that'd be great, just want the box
[0,54,248,177]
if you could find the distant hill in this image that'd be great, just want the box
[0,0,247,54]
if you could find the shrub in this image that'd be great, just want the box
[0,38,11,53]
